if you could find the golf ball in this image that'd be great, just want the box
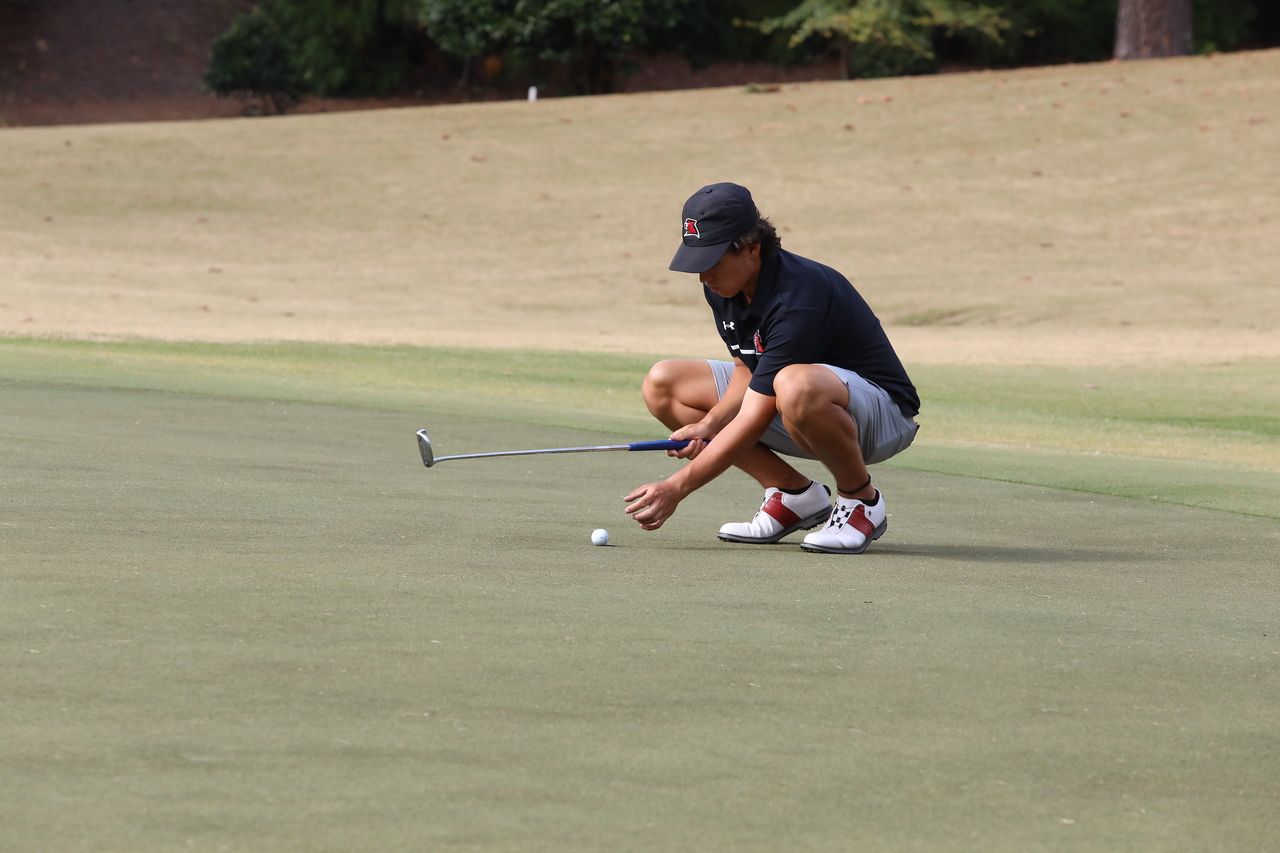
[591,528,610,546]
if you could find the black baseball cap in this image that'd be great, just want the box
[669,182,759,273]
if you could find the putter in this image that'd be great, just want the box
[416,429,701,468]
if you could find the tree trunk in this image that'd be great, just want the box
[1115,0,1193,59]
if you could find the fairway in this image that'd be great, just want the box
[2,50,1277,364]
[2,46,1279,852]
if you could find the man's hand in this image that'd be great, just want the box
[625,389,779,533]
[667,421,715,460]
[623,479,686,530]
[662,359,750,461]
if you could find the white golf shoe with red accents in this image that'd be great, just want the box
[717,481,832,544]
[800,491,887,554]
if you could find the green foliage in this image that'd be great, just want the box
[204,0,1280,101]
[670,0,805,66]
[269,0,423,96]
[748,0,1277,72]
[417,0,690,94]
[203,7,307,115]
[515,0,689,93]
[205,0,422,101]
[418,0,524,87]
[968,0,1270,67]
[1192,0,1255,53]
[419,0,519,60]
[755,0,1010,78]
[967,0,1117,66]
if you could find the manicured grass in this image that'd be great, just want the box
[2,337,1276,517]
[0,336,657,433]
[3,379,1278,852]
[893,361,1280,518]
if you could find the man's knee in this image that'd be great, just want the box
[643,358,715,417]
[774,365,844,421]
[642,359,683,408]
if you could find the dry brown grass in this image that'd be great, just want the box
[1,49,1277,365]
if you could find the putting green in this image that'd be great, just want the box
[3,378,1277,851]
[4,338,1277,519]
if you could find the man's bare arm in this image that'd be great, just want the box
[624,389,777,529]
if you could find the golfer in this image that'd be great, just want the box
[624,182,920,554]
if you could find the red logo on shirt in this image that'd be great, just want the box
[684,218,699,238]
[754,329,765,353]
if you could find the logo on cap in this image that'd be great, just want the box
[683,218,700,239]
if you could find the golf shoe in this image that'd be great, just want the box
[800,490,887,554]
[718,480,832,544]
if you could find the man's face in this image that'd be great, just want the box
[699,242,762,301]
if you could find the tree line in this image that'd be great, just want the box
[204,0,1280,112]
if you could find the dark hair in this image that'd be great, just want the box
[729,214,781,255]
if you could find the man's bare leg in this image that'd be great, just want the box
[772,364,888,554]
[772,364,875,501]
[641,359,811,491]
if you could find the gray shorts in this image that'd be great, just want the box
[708,360,918,465]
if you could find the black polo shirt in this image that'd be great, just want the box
[706,249,920,418]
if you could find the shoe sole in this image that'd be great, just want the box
[799,519,888,555]
[717,506,833,545]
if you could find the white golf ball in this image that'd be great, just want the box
[591,528,610,546]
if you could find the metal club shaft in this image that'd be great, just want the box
[416,430,692,469]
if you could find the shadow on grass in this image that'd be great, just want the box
[871,543,1157,564]
[661,541,1154,564]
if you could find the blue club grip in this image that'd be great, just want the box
[627,439,702,452]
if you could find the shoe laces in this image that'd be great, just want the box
[825,502,855,531]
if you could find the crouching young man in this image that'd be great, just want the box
[624,182,920,554]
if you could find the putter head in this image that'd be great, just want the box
[416,429,435,468]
